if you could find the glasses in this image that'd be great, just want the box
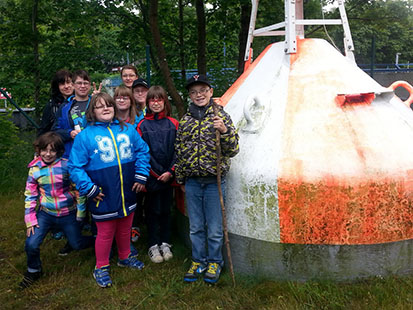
[94,104,114,110]
[148,98,164,103]
[40,149,57,155]
[189,88,210,96]
[74,81,90,86]
[115,97,131,102]
[122,74,136,79]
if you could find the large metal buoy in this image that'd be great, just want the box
[217,1,413,281]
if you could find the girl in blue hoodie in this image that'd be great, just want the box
[68,93,150,288]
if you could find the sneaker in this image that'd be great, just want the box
[51,231,64,240]
[148,245,164,263]
[117,254,145,270]
[58,242,73,256]
[93,265,112,288]
[19,270,42,289]
[131,226,141,242]
[184,261,207,282]
[130,244,139,258]
[203,263,222,284]
[159,242,173,261]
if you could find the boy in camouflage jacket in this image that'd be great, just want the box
[175,74,239,284]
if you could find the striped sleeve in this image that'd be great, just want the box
[24,167,39,228]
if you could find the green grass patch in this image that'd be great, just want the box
[0,130,412,309]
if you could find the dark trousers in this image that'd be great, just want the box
[25,210,93,272]
[144,187,173,247]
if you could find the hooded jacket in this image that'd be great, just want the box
[68,120,150,222]
[174,100,239,184]
[137,110,179,191]
[52,95,91,158]
[24,157,84,228]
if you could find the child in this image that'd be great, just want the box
[137,85,179,263]
[68,93,150,288]
[132,78,149,121]
[113,86,142,251]
[20,132,92,289]
[52,70,92,159]
[114,86,141,127]
[175,74,239,284]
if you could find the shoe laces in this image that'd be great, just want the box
[207,263,219,274]
[189,262,200,273]
[160,243,172,253]
[149,245,161,257]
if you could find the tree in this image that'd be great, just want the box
[149,0,185,116]
[195,0,207,74]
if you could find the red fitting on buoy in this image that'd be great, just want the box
[388,81,413,107]
[336,92,375,107]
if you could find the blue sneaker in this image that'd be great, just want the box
[93,265,112,288]
[130,244,139,258]
[203,263,222,284]
[117,255,145,270]
[184,261,207,282]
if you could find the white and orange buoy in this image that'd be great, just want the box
[216,1,413,280]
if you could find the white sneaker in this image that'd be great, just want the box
[148,245,164,263]
[160,242,173,261]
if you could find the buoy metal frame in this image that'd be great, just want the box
[244,0,355,62]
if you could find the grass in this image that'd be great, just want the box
[0,131,412,310]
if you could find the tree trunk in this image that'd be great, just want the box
[195,0,206,75]
[237,0,251,75]
[32,0,40,113]
[178,0,187,102]
[149,0,185,117]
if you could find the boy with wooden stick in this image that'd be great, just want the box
[175,74,239,284]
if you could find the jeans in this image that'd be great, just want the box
[25,210,93,272]
[185,177,225,266]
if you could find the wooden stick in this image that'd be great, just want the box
[213,103,236,287]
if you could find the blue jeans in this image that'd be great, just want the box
[185,177,225,267]
[25,210,92,272]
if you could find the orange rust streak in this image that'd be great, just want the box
[278,179,413,244]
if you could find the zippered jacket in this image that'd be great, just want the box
[52,95,90,158]
[68,120,150,222]
[24,157,85,228]
[174,100,239,184]
[137,110,179,191]
[37,95,67,137]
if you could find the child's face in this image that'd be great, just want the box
[94,98,115,123]
[40,144,57,165]
[115,95,131,112]
[148,97,164,114]
[73,77,91,98]
[189,84,213,107]
[133,86,148,108]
